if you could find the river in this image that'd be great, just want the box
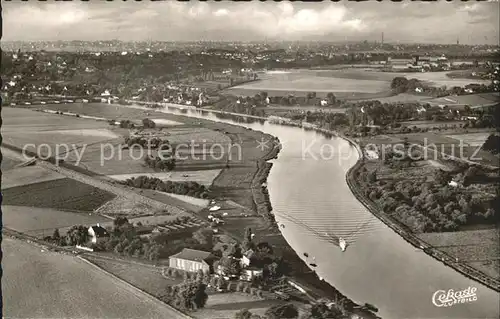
[153,105,499,319]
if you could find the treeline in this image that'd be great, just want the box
[144,154,176,171]
[356,162,498,233]
[124,176,210,199]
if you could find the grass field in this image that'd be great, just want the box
[2,205,111,238]
[1,156,23,171]
[2,237,186,319]
[400,120,465,129]
[418,229,500,280]
[194,292,279,319]
[96,195,176,218]
[2,165,66,190]
[445,132,491,147]
[2,178,116,212]
[224,68,489,98]
[82,255,181,297]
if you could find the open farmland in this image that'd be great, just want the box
[419,229,500,280]
[445,132,492,147]
[224,68,490,98]
[1,165,66,190]
[2,237,186,319]
[194,292,280,319]
[2,178,116,212]
[96,195,175,218]
[400,120,465,129]
[82,254,182,297]
[2,205,111,238]
[2,107,109,133]
[1,155,22,171]
[40,102,275,211]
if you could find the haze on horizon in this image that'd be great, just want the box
[2,1,499,45]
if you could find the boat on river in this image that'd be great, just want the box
[339,237,347,252]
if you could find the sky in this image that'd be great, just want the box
[2,0,499,45]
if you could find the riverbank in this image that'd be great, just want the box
[345,153,500,292]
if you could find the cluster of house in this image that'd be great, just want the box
[168,248,264,282]
[386,54,451,71]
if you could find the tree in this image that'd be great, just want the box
[301,302,343,319]
[175,281,208,310]
[52,228,61,241]
[192,228,213,247]
[265,303,299,319]
[65,225,89,246]
[326,92,336,105]
[235,309,253,319]
[218,256,242,277]
[242,227,254,251]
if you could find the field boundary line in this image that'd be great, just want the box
[77,256,193,319]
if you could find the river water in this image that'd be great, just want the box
[149,105,499,319]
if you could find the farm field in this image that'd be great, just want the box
[96,195,175,218]
[108,169,222,187]
[1,155,23,171]
[82,255,181,297]
[263,105,346,113]
[445,132,492,147]
[194,293,280,319]
[399,120,464,129]
[1,165,66,190]
[2,237,185,319]
[150,118,183,126]
[224,68,490,97]
[2,107,109,133]
[39,102,275,212]
[2,178,116,212]
[382,70,491,87]
[2,205,111,238]
[418,228,500,280]
[423,93,499,108]
[157,192,210,208]
[355,93,434,104]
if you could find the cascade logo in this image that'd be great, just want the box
[432,286,478,307]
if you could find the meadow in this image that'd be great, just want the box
[2,205,111,238]
[2,165,66,190]
[2,237,185,319]
[224,68,490,98]
[418,229,500,280]
[2,178,116,212]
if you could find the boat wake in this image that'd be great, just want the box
[274,211,380,250]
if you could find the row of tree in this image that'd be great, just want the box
[124,176,209,199]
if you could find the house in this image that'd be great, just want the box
[88,224,110,244]
[240,267,263,282]
[169,248,215,274]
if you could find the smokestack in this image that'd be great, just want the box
[381,32,384,45]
